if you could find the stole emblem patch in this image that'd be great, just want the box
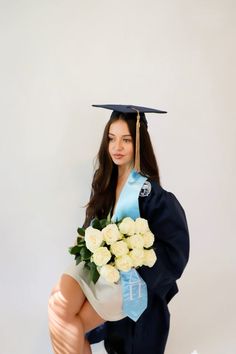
[139,181,151,197]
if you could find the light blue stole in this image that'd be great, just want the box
[112,169,148,322]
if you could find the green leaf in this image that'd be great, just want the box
[80,247,92,260]
[91,218,101,230]
[68,245,81,255]
[100,218,108,229]
[77,227,85,236]
[84,261,90,270]
[77,238,85,247]
[75,255,82,265]
[88,262,100,283]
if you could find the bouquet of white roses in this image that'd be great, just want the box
[69,216,157,284]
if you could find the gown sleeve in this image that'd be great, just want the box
[138,181,190,299]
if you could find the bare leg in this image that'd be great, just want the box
[48,274,105,354]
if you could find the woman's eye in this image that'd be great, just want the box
[123,139,131,143]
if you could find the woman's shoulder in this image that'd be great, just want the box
[139,179,167,199]
[139,178,186,217]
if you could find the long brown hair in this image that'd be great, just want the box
[83,112,161,227]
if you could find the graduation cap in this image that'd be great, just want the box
[92,104,167,173]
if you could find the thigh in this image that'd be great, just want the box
[49,274,86,319]
[79,300,105,333]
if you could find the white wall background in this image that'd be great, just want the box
[0,1,235,353]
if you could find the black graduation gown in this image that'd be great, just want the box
[86,181,190,354]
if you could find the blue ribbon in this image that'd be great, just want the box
[112,169,148,322]
[120,269,147,322]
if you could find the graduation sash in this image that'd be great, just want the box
[112,169,148,322]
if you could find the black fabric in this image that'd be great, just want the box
[86,181,189,354]
[92,104,167,114]
[92,104,167,128]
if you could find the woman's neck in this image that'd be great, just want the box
[117,164,133,180]
[113,165,133,215]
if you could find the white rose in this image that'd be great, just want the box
[143,249,157,267]
[126,234,144,249]
[129,248,144,267]
[110,240,129,257]
[115,254,133,272]
[118,217,135,235]
[92,247,111,266]
[142,230,155,248]
[85,226,103,252]
[102,224,122,245]
[135,217,150,234]
[100,264,120,283]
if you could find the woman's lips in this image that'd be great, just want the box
[113,154,124,159]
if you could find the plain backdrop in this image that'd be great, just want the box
[0,1,235,353]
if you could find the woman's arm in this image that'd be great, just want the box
[138,182,190,298]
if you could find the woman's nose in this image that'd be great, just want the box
[114,140,123,150]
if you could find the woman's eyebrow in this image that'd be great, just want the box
[108,133,132,137]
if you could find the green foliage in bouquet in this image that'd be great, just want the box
[68,218,110,283]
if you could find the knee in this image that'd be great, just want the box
[48,287,74,323]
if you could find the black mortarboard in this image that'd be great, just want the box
[92,104,167,127]
[92,104,167,172]
[92,104,166,114]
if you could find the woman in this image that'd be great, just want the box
[48,104,190,354]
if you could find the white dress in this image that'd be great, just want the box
[64,261,125,321]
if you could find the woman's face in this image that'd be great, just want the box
[108,119,134,169]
